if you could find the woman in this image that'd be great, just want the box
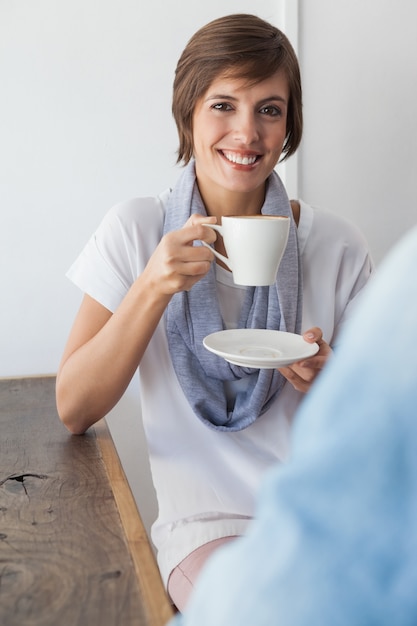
[56,14,373,611]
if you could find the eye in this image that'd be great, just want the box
[259,105,282,117]
[211,102,234,112]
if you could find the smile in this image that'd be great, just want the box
[221,151,260,165]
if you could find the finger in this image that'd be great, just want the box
[183,214,217,232]
[163,226,213,251]
[278,366,312,393]
[295,345,330,370]
[180,222,218,246]
[303,327,323,344]
[173,241,214,263]
[184,215,218,245]
[155,233,214,284]
[283,362,317,382]
[160,257,213,293]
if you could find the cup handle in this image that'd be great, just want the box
[201,224,232,271]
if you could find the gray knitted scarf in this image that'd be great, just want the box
[163,161,302,431]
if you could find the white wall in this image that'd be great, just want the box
[2,1,416,536]
[298,0,417,264]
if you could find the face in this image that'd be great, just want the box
[192,70,289,205]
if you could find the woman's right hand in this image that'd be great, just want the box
[143,215,217,295]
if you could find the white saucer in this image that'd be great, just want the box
[203,329,319,369]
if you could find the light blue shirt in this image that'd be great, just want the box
[172,224,417,626]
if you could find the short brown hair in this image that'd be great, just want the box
[172,13,303,165]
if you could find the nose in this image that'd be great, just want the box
[233,111,260,145]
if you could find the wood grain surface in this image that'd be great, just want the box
[0,376,173,626]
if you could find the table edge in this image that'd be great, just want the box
[94,418,174,626]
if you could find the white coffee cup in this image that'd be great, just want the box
[202,215,290,286]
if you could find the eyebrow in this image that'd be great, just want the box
[205,94,288,105]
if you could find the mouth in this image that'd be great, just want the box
[220,150,261,166]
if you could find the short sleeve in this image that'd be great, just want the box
[66,192,169,312]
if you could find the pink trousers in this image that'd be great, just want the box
[167,536,238,612]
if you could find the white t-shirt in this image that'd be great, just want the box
[67,192,373,586]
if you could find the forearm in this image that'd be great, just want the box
[57,221,216,433]
[56,278,171,434]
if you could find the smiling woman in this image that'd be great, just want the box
[192,71,290,203]
[172,14,302,166]
[56,13,373,613]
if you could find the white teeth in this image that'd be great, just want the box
[223,151,257,165]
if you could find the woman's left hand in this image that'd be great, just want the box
[277,327,332,393]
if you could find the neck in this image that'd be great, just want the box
[196,179,266,220]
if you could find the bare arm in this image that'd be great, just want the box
[56,217,216,434]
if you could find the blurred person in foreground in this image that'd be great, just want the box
[172,224,417,626]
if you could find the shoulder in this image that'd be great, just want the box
[297,199,371,257]
[104,189,171,231]
[95,189,172,251]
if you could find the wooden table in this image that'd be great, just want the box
[0,376,174,626]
